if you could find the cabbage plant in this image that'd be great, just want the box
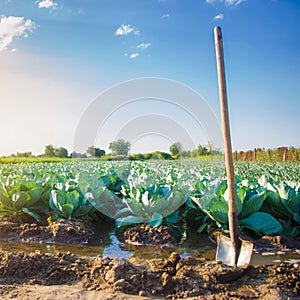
[0,181,49,221]
[190,178,283,237]
[115,183,185,228]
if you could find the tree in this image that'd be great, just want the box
[169,142,183,158]
[86,146,96,157]
[86,146,105,158]
[207,141,213,156]
[45,145,68,158]
[55,147,68,158]
[95,148,106,158]
[45,145,55,157]
[15,152,32,157]
[181,150,191,158]
[109,139,131,156]
[197,145,209,156]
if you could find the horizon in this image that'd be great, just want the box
[1,0,300,156]
[2,142,298,158]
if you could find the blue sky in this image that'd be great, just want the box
[0,0,299,155]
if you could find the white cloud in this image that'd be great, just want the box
[10,48,16,53]
[0,16,35,52]
[225,0,246,5]
[130,53,139,59]
[115,24,139,36]
[213,13,224,21]
[206,0,246,6]
[38,0,57,9]
[161,13,170,20]
[137,43,151,50]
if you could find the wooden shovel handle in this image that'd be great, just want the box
[214,26,240,264]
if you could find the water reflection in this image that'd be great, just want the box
[250,249,300,266]
[102,231,132,259]
[0,241,104,257]
[0,226,299,266]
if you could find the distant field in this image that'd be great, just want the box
[0,157,95,164]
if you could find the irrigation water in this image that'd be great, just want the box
[0,224,299,267]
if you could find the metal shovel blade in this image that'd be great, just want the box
[216,234,253,267]
[237,238,254,267]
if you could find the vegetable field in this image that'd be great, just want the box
[0,160,299,238]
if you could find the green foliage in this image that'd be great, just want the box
[145,151,173,160]
[130,151,173,160]
[130,153,145,160]
[55,147,68,158]
[77,169,125,220]
[259,178,300,236]
[109,139,131,156]
[197,145,209,156]
[45,145,68,158]
[169,142,182,158]
[234,161,300,182]
[9,152,33,158]
[0,181,49,221]
[116,183,184,228]
[0,160,298,239]
[177,143,222,159]
[240,212,283,236]
[49,188,93,220]
[45,144,56,157]
[0,157,74,164]
[86,146,105,158]
[190,173,299,237]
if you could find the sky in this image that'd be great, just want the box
[0,0,299,155]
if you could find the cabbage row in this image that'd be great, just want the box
[0,161,299,238]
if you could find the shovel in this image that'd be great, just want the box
[214,26,253,267]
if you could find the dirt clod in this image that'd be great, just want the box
[123,224,178,247]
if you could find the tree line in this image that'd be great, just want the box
[5,139,222,160]
[5,142,300,162]
[45,139,131,158]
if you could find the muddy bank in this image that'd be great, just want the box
[122,224,178,248]
[254,235,300,250]
[0,219,94,244]
[0,251,299,299]
[1,218,300,251]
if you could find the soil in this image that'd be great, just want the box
[122,224,178,248]
[0,219,300,299]
[0,218,95,244]
[254,235,300,250]
[0,251,299,299]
